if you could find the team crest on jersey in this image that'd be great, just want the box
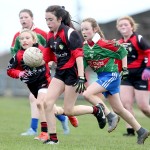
[90,54,94,59]
[59,44,64,50]
[122,43,132,52]
[128,47,132,52]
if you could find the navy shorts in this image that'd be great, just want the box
[27,79,49,98]
[54,66,78,86]
[121,68,150,91]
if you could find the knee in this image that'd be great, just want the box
[123,103,133,111]
[64,108,74,116]
[112,106,124,115]
[139,107,150,117]
[37,101,43,109]
[142,110,150,117]
[82,90,90,100]
[113,108,120,115]
[44,100,49,109]
[44,100,53,111]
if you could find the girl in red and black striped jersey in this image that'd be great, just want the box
[117,16,150,136]
[7,29,58,141]
[11,9,48,137]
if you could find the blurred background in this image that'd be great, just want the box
[0,0,150,97]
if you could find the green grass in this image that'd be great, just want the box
[0,96,149,150]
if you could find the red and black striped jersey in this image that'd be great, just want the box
[46,23,84,70]
[118,32,150,69]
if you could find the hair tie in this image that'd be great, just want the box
[62,6,65,9]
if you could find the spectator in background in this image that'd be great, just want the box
[116,16,150,136]
[10,9,78,137]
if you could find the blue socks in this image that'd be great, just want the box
[55,115,66,122]
[30,118,38,132]
[30,116,66,132]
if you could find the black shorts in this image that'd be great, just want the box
[27,80,49,98]
[54,66,78,86]
[121,68,150,91]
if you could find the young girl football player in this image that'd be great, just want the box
[116,16,150,136]
[80,17,150,144]
[7,29,57,141]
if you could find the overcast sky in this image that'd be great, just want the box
[0,0,150,55]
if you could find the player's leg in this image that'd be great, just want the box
[43,104,58,144]
[83,83,120,132]
[21,93,38,136]
[135,90,150,117]
[108,93,150,144]
[120,85,135,136]
[34,90,49,141]
[55,114,70,134]
[44,78,65,144]
[55,105,78,129]
[62,84,106,129]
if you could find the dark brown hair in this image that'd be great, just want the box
[45,5,75,28]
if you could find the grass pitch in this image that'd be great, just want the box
[0,96,149,150]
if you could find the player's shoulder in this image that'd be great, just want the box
[33,28,47,36]
[38,44,45,50]
[13,31,20,39]
[47,31,53,40]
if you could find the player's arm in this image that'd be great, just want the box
[69,31,86,93]
[43,46,56,63]
[122,56,127,68]
[138,36,150,80]
[10,33,20,55]
[48,61,57,70]
[7,55,21,78]
[120,56,129,80]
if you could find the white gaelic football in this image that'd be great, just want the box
[23,47,43,67]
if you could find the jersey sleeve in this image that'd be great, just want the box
[7,55,21,78]
[42,47,57,63]
[139,37,150,67]
[69,31,84,59]
[10,33,20,55]
[98,40,128,60]
[116,45,128,59]
[12,37,21,55]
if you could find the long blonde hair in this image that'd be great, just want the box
[116,16,139,32]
